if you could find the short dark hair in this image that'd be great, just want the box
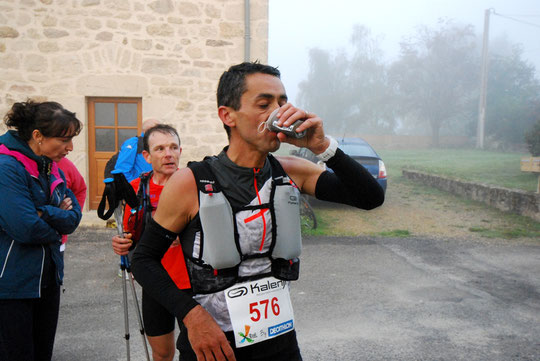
[217,62,281,137]
[4,99,82,141]
[143,123,180,152]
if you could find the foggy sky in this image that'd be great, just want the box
[268,0,540,103]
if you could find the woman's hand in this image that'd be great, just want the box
[59,196,73,210]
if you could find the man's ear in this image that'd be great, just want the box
[218,106,236,128]
[142,150,151,164]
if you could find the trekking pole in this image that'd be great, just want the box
[98,173,150,361]
[120,255,131,361]
[124,256,151,361]
[114,206,150,361]
[113,205,133,361]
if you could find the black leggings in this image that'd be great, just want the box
[0,283,61,361]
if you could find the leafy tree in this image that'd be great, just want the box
[484,41,540,146]
[297,25,393,136]
[389,19,478,146]
[297,48,351,135]
[346,25,397,135]
[297,19,540,149]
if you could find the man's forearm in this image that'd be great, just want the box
[315,148,385,209]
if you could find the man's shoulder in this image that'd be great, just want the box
[156,168,198,209]
[167,167,197,191]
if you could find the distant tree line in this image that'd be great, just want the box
[297,19,540,149]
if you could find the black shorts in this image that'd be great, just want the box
[142,289,177,337]
[177,326,302,361]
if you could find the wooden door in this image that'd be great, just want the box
[87,97,142,209]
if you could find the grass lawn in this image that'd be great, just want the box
[299,147,539,240]
[378,148,538,192]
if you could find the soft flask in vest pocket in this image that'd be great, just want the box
[198,191,241,269]
[272,184,302,260]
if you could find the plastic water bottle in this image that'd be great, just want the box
[272,184,302,260]
[199,191,240,269]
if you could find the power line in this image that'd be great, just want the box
[498,14,540,18]
[493,11,540,29]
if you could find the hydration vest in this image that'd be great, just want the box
[181,154,302,294]
[126,171,153,246]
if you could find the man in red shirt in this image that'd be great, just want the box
[111,124,188,361]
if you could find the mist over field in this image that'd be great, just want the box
[269,0,540,151]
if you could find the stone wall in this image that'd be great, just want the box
[0,0,269,182]
[402,170,540,221]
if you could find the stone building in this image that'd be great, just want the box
[0,0,269,209]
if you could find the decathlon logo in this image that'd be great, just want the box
[227,286,248,298]
[268,320,294,337]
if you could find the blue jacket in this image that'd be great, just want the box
[0,131,82,299]
[113,134,152,183]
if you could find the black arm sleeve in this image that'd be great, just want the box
[131,218,199,321]
[314,148,385,210]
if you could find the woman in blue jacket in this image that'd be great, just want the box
[0,100,83,361]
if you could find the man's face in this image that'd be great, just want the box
[232,73,288,153]
[144,131,181,177]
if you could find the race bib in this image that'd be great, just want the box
[225,277,295,348]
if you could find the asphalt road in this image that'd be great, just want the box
[54,227,540,361]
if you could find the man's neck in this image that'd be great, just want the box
[152,172,170,186]
[226,143,268,169]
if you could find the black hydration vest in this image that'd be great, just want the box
[180,154,302,294]
[126,171,153,246]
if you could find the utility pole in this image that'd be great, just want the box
[244,0,251,61]
[476,8,492,149]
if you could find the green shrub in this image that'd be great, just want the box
[524,118,540,156]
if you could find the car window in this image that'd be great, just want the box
[340,143,378,157]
